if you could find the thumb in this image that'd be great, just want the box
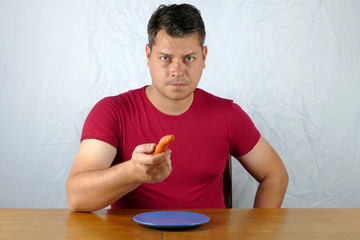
[146,143,156,153]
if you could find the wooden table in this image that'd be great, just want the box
[0,208,359,239]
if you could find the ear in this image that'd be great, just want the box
[202,45,208,69]
[146,44,151,67]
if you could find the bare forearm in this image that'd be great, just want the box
[253,173,288,208]
[66,161,140,212]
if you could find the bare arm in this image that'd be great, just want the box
[237,136,288,208]
[66,139,172,212]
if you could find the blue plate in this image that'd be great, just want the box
[133,211,210,228]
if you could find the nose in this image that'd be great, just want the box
[170,59,185,78]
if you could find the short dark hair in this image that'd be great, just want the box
[147,4,206,49]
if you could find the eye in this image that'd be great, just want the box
[161,56,169,61]
[185,56,194,62]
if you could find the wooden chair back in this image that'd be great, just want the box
[223,155,232,208]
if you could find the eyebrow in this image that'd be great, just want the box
[157,51,198,57]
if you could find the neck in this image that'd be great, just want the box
[145,86,194,115]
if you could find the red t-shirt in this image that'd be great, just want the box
[81,86,260,209]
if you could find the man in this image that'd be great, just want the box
[66,4,288,212]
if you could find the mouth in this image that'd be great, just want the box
[169,83,187,87]
[166,78,190,88]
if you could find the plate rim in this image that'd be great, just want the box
[133,210,210,228]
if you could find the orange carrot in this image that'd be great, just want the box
[153,135,175,154]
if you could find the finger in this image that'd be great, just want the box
[145,150,170,166]
[152,150,172,170]
[133,143,156,155]
[145,155,172,183]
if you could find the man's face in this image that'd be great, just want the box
[146,29,207,102]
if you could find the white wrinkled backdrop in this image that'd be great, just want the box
[1,0,359,208]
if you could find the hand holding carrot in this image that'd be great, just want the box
[129,135,175,184]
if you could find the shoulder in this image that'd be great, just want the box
[194,89,252,119]
[85,87,146,122]
[195,88,233,107]
[95,87,146,109]
[105,87,145,103]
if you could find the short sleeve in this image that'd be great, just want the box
[229,103,261,157]
[81,97,120,148]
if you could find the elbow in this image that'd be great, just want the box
[66,185,105,213]
[282,167,289,192]
[260,166,289,190]
[272,166,289,196]
[66,184,83,212]
[67,191,95,213]
[66,179,91,212]
[66,176,108,212]
[281,167,289,189]
[67,194,82,212]
[280,169,289,205]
